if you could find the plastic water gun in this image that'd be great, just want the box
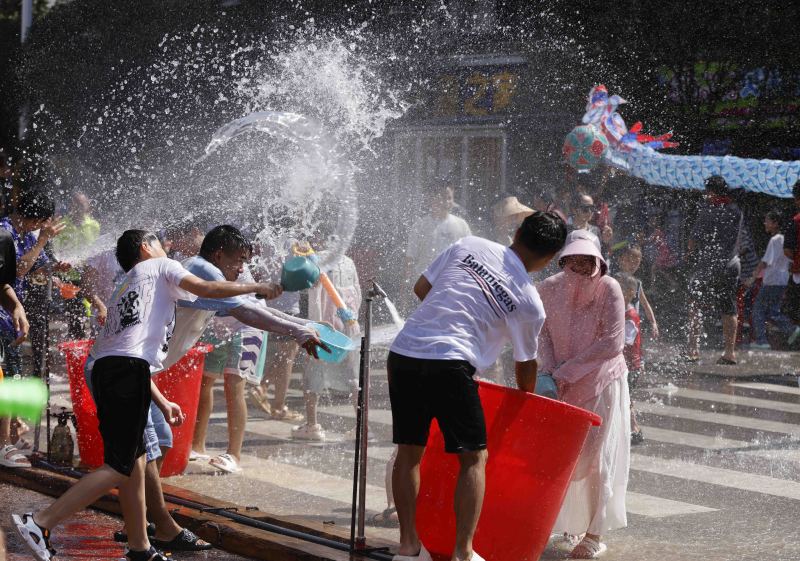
[0,377,48,422]
[293,243,357,326]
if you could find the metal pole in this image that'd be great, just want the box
[355,289,373,547]
[355,280,387,547]
[31,263,52,458]
[19,0,33,140]
[350,334,367,551]
[20,0,33,43]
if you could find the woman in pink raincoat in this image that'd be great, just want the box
[536,236,630,559]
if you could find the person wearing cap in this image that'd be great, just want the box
[490,196,533,245]
[536,236,629,559]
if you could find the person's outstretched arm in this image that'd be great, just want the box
[179,274,282,300]
[229,302,330,359]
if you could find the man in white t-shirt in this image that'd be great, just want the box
[12,229,315,561]
[750,210,799,349]
[388,211,567,561]
[405,184,471,281]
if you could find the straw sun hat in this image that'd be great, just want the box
[492,196,534,222]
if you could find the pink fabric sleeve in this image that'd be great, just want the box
[552,281,626,384]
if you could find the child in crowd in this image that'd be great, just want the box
[13,229,284,561]
[292,248,362,441]
[749,210,799,349]
[615,243,660,339]
[617,273,644,445]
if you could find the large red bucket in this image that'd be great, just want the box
[416,381,601,561]
[60,340,209,477]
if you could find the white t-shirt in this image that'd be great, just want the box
[90,257,196,370]
[406,214,472,277]
[761,234,790,287]
[391,236,545,371]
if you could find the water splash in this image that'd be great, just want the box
[197,110,357,271]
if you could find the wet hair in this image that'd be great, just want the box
[766,210,783,224]
[16,189,55,220]
[516,211,567,257]
[793,180,800,200]
[704,175,729,195]
[199,225,252,260]
[116,230,159,272]
[615,272,639,297]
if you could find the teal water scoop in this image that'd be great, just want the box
[280,255,321,291]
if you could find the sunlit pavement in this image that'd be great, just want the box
[19,340,800,561]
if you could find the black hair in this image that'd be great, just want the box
[793,179,800,200]
[516,211,567,257]
[16,189,55,220]
[199,225,252,260]
[766,209,783,224]
[116,230,159,272]
[704,175,729,195]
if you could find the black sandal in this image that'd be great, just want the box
[122,546,170,561]
[151,528,213,551]
[716,356,737,365]
[370,507,399,527]
[114,522,156,543]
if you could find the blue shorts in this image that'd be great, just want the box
[144,403,173,462]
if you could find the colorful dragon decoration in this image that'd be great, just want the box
[569,84,800,198]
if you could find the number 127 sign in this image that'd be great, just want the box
[438,69,519,117]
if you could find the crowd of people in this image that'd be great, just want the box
[2,153,800,561]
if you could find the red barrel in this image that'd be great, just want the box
[60,340,210,477]
[416,380,601,561]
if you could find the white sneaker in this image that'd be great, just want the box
[392,544,433,561]
[12,512,53,561]
[291,423,327,441]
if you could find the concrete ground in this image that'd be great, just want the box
[11,332,800,561]
[0,482,251,560]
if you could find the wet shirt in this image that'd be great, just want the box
[690,202,743,272]
[392,236,544,371]
[90,257,196,370]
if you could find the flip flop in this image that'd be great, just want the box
[0,445,31,468]
[716,357,737,365]
[209,453,242,474]
[151,528,213,551]
[114,522,156,543]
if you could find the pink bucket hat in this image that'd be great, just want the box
[558,235,608,276]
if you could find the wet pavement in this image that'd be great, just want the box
[0,482,251,560]
[17,335,800,561]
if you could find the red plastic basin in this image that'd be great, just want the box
[416,380,602,561]
[60,339,209,477]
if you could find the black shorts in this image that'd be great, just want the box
[387,351,486,454]
[90,356,151,476]
[689,260,740,317]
